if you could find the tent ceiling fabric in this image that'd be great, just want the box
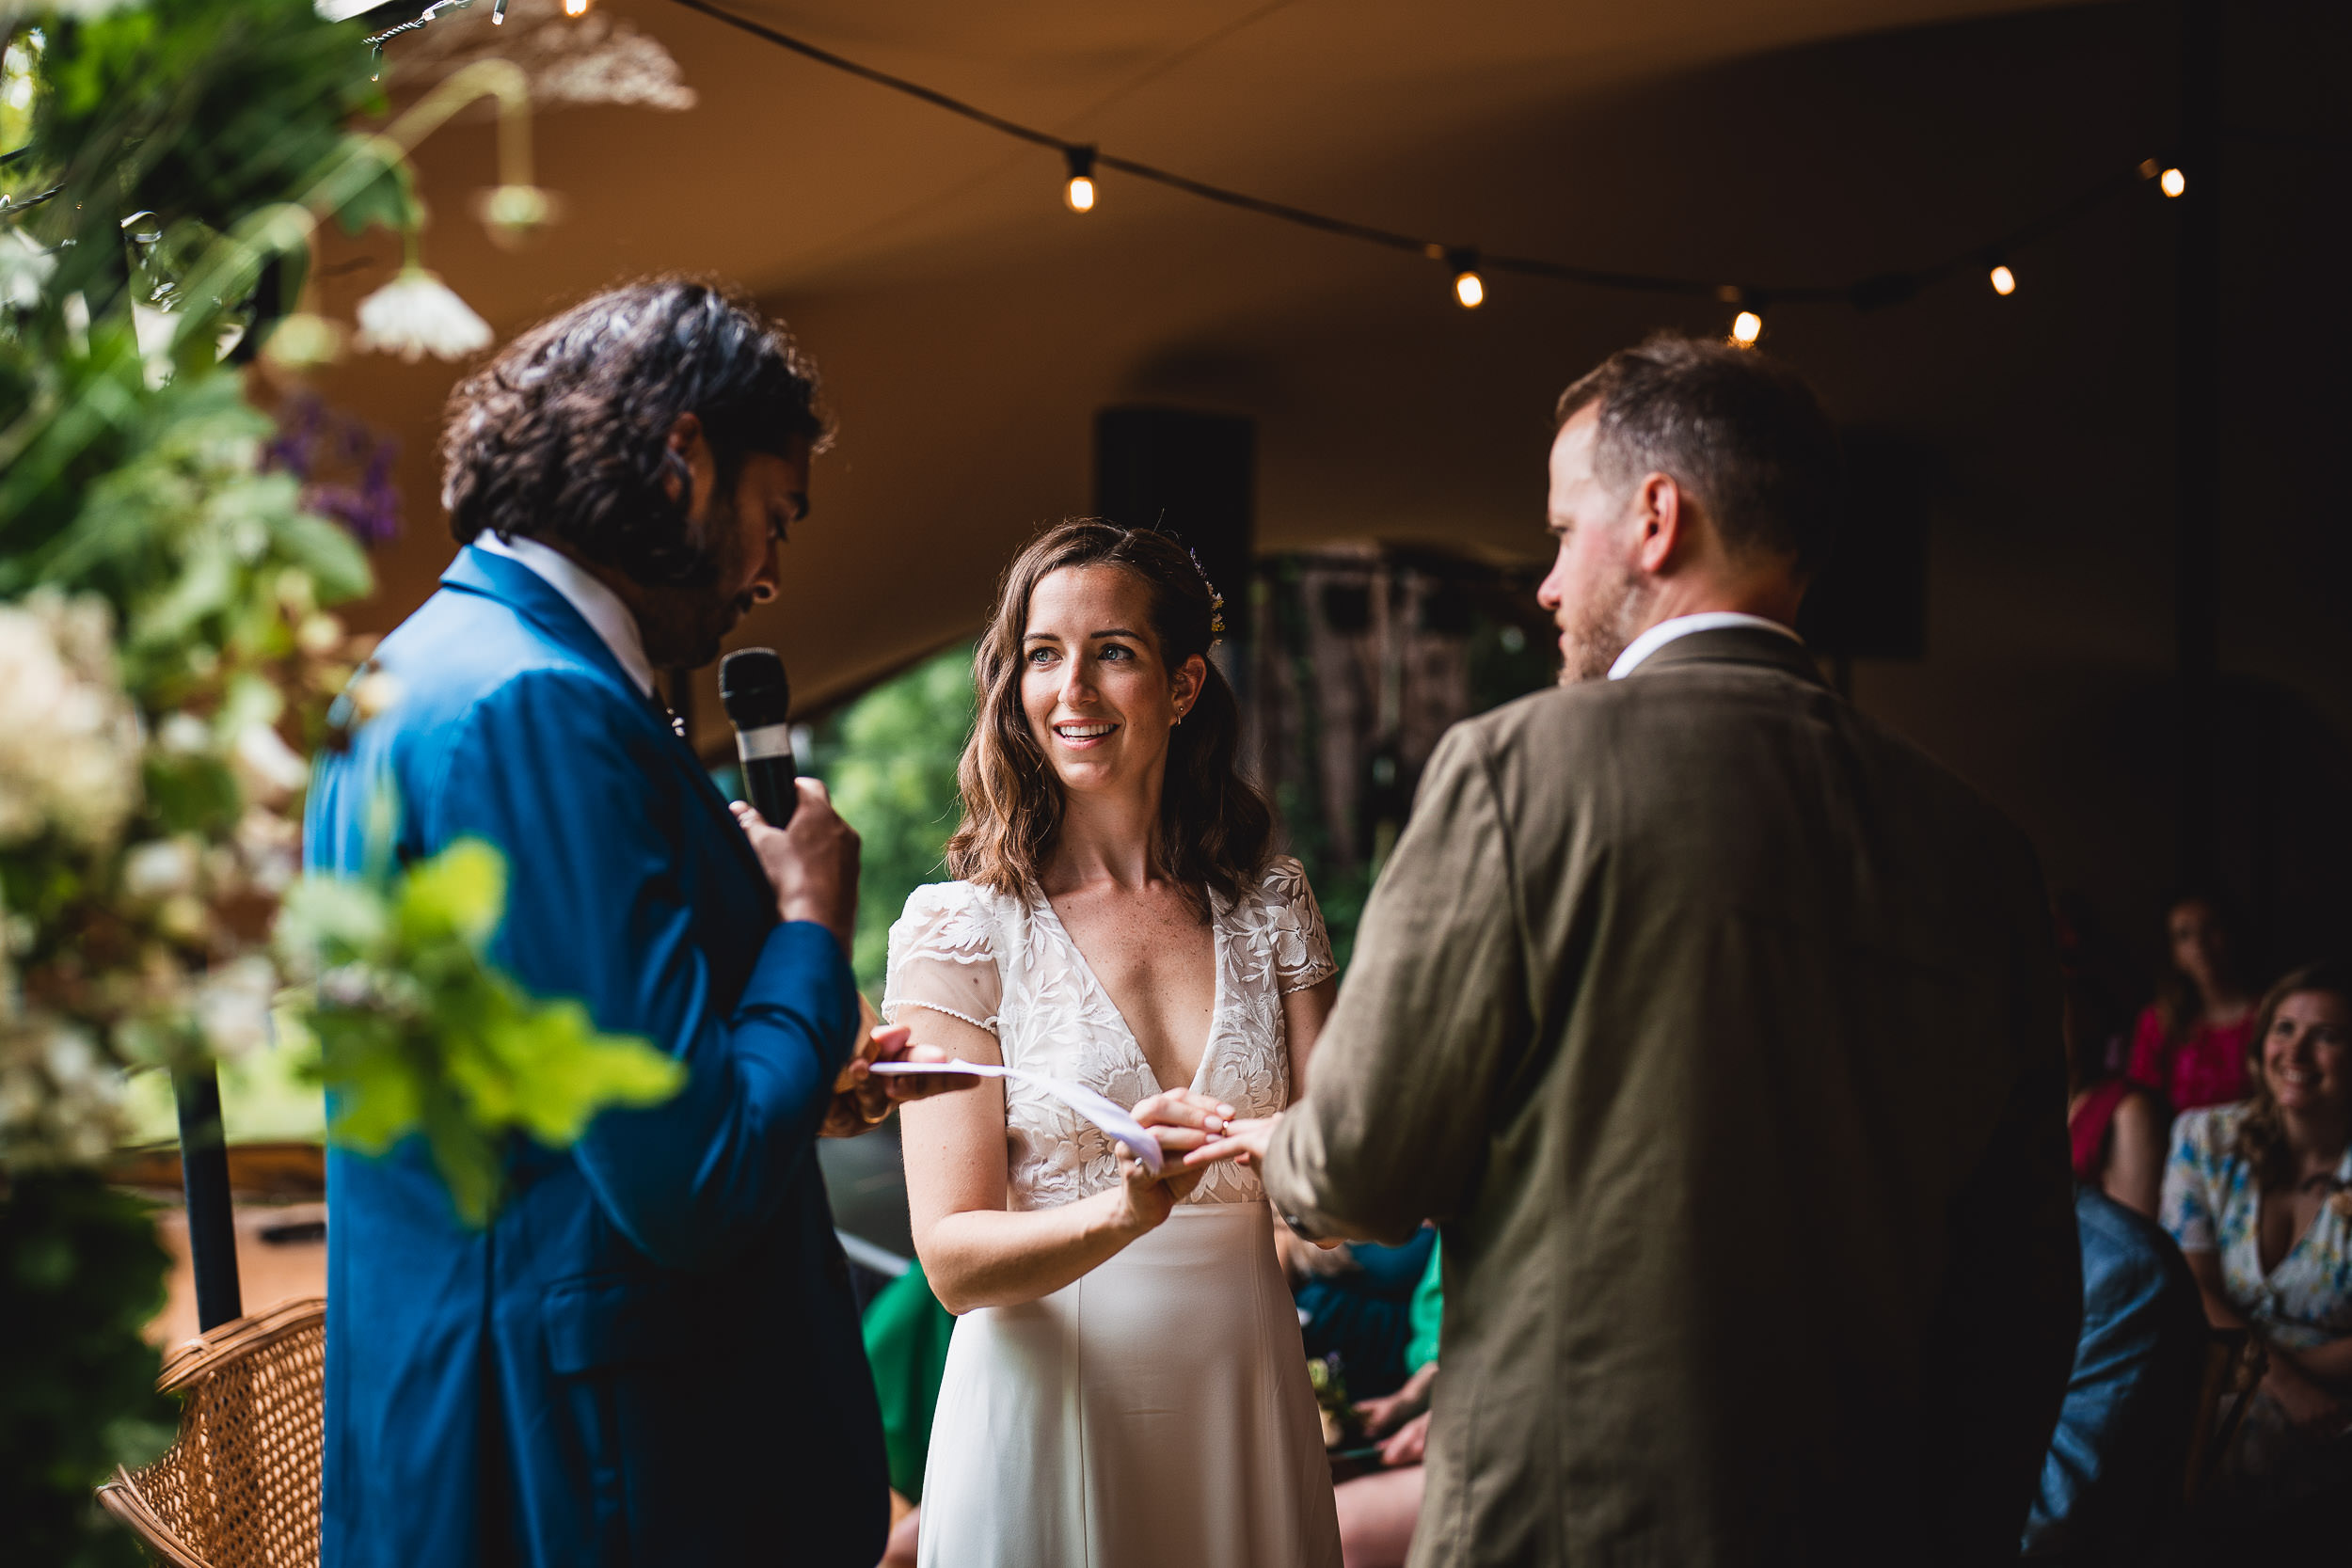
[379,0,2078,308]
[315,0,2100,717]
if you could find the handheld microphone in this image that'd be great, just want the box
[718,648,798,828]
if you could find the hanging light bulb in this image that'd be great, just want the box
[1729,309,1763,347]
[564,0,590,15]
[2159,166,2186,198]
[1445,248,1484,309]
[492,0,507,22]
[1064,145,1097,214]
[1989,263,2017,296]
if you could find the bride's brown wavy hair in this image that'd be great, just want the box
[947,519,1272,912]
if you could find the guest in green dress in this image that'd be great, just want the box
[1334,1236,1443,1568]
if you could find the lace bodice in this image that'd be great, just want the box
[882,859,1336,1210]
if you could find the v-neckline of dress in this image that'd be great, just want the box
[2249,1142,2352,1283]
[1033,889,1223,1099]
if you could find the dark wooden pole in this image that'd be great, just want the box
[173,1065,243,1332]
[2173,0,2222,890]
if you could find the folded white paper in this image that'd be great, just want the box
[867,1061,1163,1175]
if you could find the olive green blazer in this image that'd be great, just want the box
[1266,627,2079,1568]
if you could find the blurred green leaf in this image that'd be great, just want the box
[396,837,505,948]
[278,832,684,1225]
[463,995,685,1147]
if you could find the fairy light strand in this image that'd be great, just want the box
[363,0,2189,321]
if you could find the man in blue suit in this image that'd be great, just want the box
[2021,1186,2207,1564]
[307,279,964,1566]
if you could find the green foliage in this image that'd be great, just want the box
[13,369,371,691]
[0,1171,175,1568]
[275,833,687,1227]
[0,1,537,1549]
[806,645,977,996]
[12,0,397,307]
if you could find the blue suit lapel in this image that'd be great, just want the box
[441,545,642,695]
[438,545,771,891]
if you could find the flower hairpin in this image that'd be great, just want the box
[1188,547,1227,648]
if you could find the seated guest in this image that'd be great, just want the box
[2066,975,2167,1216]
[2161,959,2352,1513]
[2022,1187,2207,1563]
[2129,894,2258,1112]
[1333,1238,1445,1568]
[1282,1223,1437,1401]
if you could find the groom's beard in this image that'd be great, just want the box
[633,490,760,670]
[1556,568,1650,685]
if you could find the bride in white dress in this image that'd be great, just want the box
[885,520,1343,1568]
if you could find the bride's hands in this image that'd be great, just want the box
[1184,1112,1279,1171]
[1107,1089,1234,1235]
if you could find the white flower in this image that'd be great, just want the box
[350,668,405,723]
[194,954,279,1061]
[122,836,202,901]
[234,807,301,898]
[0,229,54,309]
[354,267,493,362]
[230,721,310,808]
[260,311,346,371]
[0,593,143,850]
[157,712,213,756]
[0,1016,127,1170]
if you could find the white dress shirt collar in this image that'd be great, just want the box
[471,531,657,698]
[1608,611,1803,680]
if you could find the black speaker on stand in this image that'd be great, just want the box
[1093,407,1257,666]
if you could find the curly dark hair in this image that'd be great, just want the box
[1554,332,1844,575]
[2233,958,2352,1193]
[946,519,1272,913]
[439,277,826,587]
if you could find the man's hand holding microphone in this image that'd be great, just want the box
[723,648,974,1132]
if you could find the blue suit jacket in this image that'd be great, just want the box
[2021,1186,2206,1564]
[306,546,887,1567]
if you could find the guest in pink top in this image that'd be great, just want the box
[2126,894,2258,1112]
[2066,976,2165,1216]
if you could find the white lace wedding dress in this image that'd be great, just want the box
[883,858,1343,1568]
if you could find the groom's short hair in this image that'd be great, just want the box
[440,277,826,588]
[1555,334,1842,576]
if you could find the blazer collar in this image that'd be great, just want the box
[441,545,773,890]
[1627,625,1828,688]
[441,544,648,702]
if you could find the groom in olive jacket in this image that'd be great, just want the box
[1257,337,2079,1567]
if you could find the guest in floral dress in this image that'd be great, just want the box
[2160,958,2352,1515]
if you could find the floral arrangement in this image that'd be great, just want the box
[0,3,677,1559]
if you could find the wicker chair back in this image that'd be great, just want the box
[96,1296,326,1568]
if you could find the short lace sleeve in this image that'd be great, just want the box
[1257,857,1337,993]
[882,882,1003,1036]
[2160,1104,2230,1254]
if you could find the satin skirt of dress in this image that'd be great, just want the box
[916,1201,1343,1568]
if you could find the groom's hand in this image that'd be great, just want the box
[733,783,858,951]
[822,1031,979,1136]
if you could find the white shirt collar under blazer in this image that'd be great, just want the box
[1608,611,1803,680]
[472,531,658,699]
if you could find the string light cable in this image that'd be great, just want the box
[360,0,2192,324]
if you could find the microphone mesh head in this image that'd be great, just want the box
[719,648,791,729]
